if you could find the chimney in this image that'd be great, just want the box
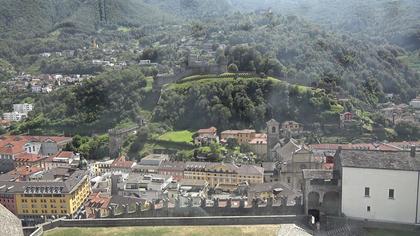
[410,145,416,158]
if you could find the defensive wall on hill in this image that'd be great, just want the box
[153,64,227,88]
[108,125,140,158]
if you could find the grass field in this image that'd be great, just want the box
[44,225,280,236]
[167,76,281,90]
[158,130,194,143]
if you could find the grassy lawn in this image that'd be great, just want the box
[365,228,419,236]
[44,225,280,236]
[158,130,194,143]
[167,76,281,90]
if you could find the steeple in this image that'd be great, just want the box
[266,119,280,161]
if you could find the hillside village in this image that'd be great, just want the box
[1,1,420,236]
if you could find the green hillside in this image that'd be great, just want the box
[0,0,179,39]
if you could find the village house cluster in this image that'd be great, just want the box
[4,73,91,94]
[2,103,33,122]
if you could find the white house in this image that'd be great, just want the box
[410,97,420,109]
[13,103,33,113]
[2,112,28,121]
[339,149,420,224]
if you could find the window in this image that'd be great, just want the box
[389,189,394,199]
[272,127,276,133]
[367,206,371,212]
[364,187,370,197]
[287,177,291,183]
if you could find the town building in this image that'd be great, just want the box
[43,151,80,170]
[409,96,420,109]
[110,155,135,173]
[183,162,264,191]
[281,120,303,137]
[0,168,91,223]
[177,179,208,207]
[133,154,169,174]
[2,104,33,122]
[84,192,112,218]
[194,127,219,145]
[2,112,28,122]
[92,159,114,176]
[158,161,186,179]
[220,129,257,145]
[248,133,267,158]
[276,140,323,191]
[338,149,420,224]
[0,135,72,173]
[13,104,33,113]
[247,182,297,201]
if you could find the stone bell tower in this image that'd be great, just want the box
[266,119,280,161]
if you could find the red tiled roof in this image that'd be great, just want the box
[8,166,43,178]
[56,151,74,158]
[0,135,72,155]
[85,193,111,209]
[14,152,46,163]
[111,155,135,169]
[197,127,217,134]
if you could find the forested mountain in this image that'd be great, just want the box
[0,0,178,38]
[0,0,235,39]
[228,0,420,50]
[206,14,419,103]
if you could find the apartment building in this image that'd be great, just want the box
[184,162,264,191]
[0,168,91,222]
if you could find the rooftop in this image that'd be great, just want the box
[14,153,46,163]
[221,129,256,135]
[111,156,135,169]
[309,142,402,152]
[302,169,333,179]
[0,167,88,194]
[139,154,169,166]
[197,127,217,134]
[338,150,420,171]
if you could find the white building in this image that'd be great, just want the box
[339,149,420,224]
[13,103,33,113]
[2,112,28,121]
[410,97,420,109]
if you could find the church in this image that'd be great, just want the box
[265,119,323,190]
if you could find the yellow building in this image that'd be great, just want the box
[0,168,91,222]
[92,159,113,176]
[220,129,257,144]
[184,162,264,191]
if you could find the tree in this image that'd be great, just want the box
[395,121,420,141]
[226,138,238,149]
[228,63,239,73]
[0,127,6,135]
[240,143,252,153]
